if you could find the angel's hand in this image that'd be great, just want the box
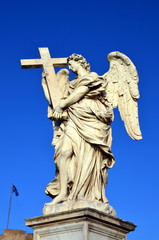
[42,71,48,87]
[42,71,49,79]
[55,105,63,113]
[52,111,63,120]
[51,106,64,120]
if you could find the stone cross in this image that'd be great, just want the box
[21,48,68,108]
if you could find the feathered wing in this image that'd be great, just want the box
[51,68,70,145]
[56,68,70,99]
[103,51,142,140]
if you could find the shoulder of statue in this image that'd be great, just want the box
[83,72,99,80]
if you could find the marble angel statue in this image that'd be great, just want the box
[41,52,142,215]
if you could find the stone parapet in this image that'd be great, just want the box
[0,229,33,240]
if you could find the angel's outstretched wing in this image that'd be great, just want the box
[103,51,142,140]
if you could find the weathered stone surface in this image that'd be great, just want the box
[26,233,33,240]
[0,229,33,240]
[25,208,136,240]
[43,199,116,216]
[21,50,142,214]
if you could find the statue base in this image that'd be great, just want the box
[43,200,116,216]
[25,208,136,240]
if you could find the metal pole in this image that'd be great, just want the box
[6,184,13,229]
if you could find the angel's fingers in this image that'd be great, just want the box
[52,112,61,120]
[57,113,63,119]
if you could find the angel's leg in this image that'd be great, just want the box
[52,134,73,205]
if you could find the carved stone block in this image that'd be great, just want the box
[25,208,136,240]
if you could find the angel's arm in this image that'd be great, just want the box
[60,86,89,109]
[52,86,90,120]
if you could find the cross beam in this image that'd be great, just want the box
[21,48,68,108]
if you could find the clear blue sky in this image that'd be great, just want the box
[0,0,159,239]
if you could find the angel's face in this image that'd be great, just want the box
[68,60,80,74]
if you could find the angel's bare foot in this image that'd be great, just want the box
[51,193,67,205]
[44,193,67,206]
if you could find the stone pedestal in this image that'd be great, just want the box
[25,208,136,240]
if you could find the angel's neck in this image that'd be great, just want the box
[77,69,89,78]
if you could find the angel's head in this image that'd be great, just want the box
[67,54,90,74]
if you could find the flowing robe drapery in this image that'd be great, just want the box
[46,72,115,203]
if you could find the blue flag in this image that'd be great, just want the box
[12,185,19,196]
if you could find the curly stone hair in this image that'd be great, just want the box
[67,53,90,72]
